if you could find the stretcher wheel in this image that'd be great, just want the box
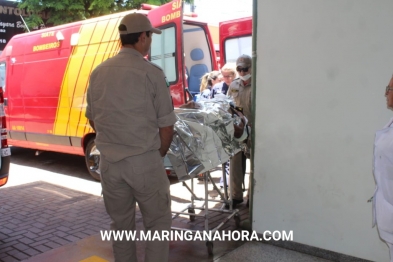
[234,214,241,228]
[206,241,213,255]
[188,208,196,222]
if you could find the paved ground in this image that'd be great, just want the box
[0,180,248,262]
[0,147,345,262]
[0,182,111,261]
[0,147,249,261]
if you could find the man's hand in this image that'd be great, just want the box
[179,101,201,109]
[230,107,247,139]
[233,117,246,138]
[159,125,174,157]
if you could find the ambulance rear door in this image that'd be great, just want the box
[147,0,187,106]
[219,16,252,64]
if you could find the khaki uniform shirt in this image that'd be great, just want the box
[227,78,252,126]
[85,48,177,162]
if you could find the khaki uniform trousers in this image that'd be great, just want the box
[229,151,247,200]
[389,242,393,262]
[100,150,172,262]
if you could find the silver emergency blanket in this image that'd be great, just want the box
[166,99,242,181]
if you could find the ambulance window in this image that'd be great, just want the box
[0,63,5,91]
[224,36,252,63]
[150,26,177,83]
[183,24,213,72]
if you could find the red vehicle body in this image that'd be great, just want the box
[0,0,217,179]
[219,16,252,65]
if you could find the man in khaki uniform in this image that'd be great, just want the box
[227,54,252,208]
[85,13,176,262]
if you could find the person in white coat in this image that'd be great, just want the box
[373,75,393,262]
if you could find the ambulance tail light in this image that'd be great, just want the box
[0,86,10,188]
[1,117,7,149]
[0,87,9,149]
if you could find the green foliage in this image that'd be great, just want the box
[17,0,173,30]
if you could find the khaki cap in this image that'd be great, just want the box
[236,54,252,67]
[119,13,161,35]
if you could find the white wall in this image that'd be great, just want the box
[253,1,393,261]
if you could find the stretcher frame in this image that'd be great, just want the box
[169,162,241,255]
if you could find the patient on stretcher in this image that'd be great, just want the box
[167,99,248,181]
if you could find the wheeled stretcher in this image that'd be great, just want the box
[164,99,245,255]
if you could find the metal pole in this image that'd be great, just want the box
[19,15,30,32]
[191,0,196,12]
[204,171,209,231]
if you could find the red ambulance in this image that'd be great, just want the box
[0,1,217,180]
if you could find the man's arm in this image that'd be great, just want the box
[159,125,174,157]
